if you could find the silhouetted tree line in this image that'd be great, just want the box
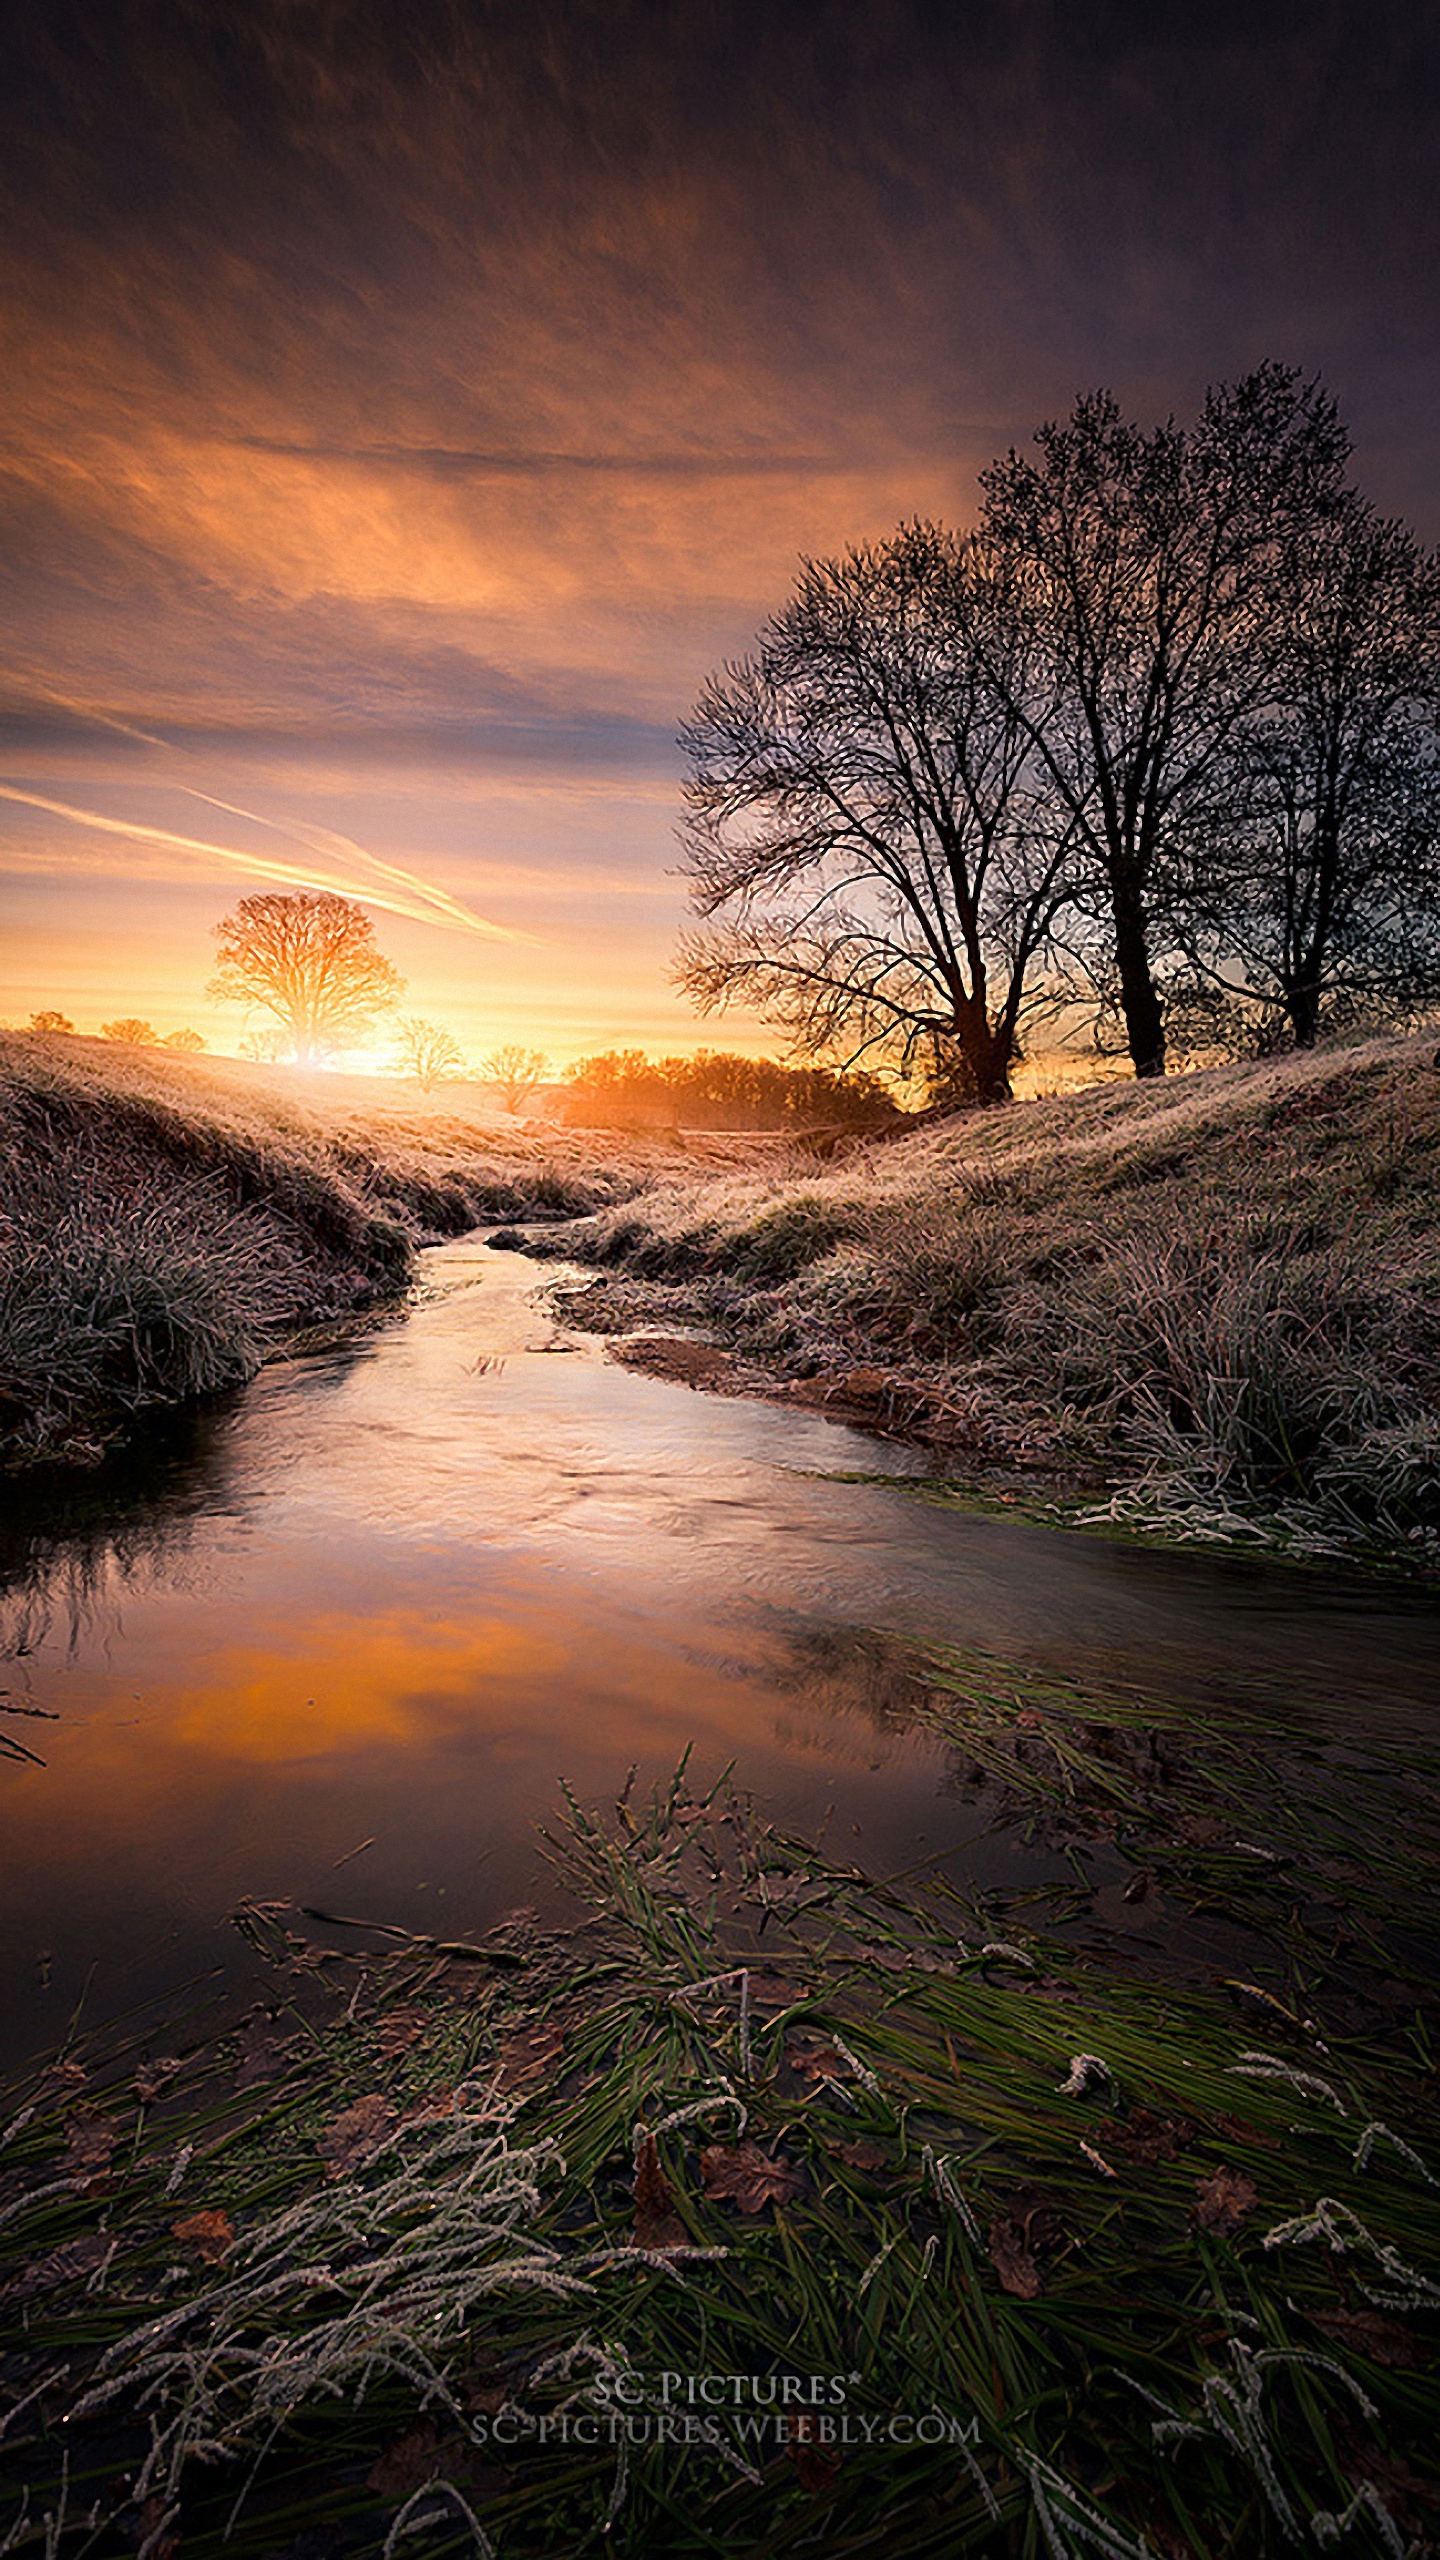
[680,365,1440,1103]
[561,1048,899,1129]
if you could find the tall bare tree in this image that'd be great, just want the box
[209,894,403,1067]
[678,522,1075,1105]
[1171,498,1440,1046]
[978,365,1352,1075]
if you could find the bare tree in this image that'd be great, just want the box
[162,1027,208,1052]
[27,1011,74,1034]
[1171,498,1440,1047]
[678,522,1075,1105]
[208,893,403,1066]
[100,1017,157,1044]
[481,1044,549,1113]
[394,1016,465,1089]
[978,365,1351,1075]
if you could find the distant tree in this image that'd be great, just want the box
[678,523,1074,1105]
[1170,497,1440,1047]
[27,1010,74,1034]
[100,1017,157,1044]
[394,1016,465,1090]
[977,365,1352,1075]
[162,1027,208,1052]
[482,1044,549,1113]
[209,893,403,1067]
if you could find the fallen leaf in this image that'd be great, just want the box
[40,2060,88,2099]
[494,2020,565,2093]
[700,2142,804,2215]
[829,2138,888,2172]
[1308,2308,1426,2368]
[786,2415,842,2494]
[988,2188,1067,2298]
[319,2093,397,2177]
[1100,2109,1195,2164]
[63,2108,117,2183]
[987,2214,1041,2298]
[1207,2112,1280,2151]
[745,1971,798,2011]
[1194,2168,1257,2237]
[171,2208,235,2265]
[134,2057,184,2106]
[632,2130,687,2249]
[786,2039,851,2082]
[3,2231,113,2303]
[233,2007,292,2090]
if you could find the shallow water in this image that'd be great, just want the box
[3,1239,1438,2068]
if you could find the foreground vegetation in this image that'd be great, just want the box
[0,1034,678,1468]
[3,1640,1440,2559]
[535,1033,1440,1568]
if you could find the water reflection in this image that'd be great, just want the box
[2,1239,1438,2067]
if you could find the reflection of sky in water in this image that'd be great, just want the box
[2,1242,1439,2065]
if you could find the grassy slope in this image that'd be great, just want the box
[537,1033,1440,1561]
[0,1036,683,1467]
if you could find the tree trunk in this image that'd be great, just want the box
[954,1002,1015,1104]
[1110,874,1166,1077]
[1286,975,1321,1047]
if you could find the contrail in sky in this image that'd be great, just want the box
[0,667,531,940]
[0,784,528,940]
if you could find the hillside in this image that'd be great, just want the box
[532,1033,1440,1564]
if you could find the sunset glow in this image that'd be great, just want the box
[3,5,1437,1062]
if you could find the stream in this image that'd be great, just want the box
[3,1236,1439,2070]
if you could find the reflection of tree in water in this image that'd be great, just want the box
[0,1403,236,1662]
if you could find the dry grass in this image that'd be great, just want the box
[535,1033,1440,1563]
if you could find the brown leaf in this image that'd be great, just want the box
[494,2020,565,2093]
[1308,2308,1426,2369]
[786,2416,842,2494]
[987,2214,1042,2298]
[233,2007,292,2090]
[1100,2109,1195,2164]
[40,2060,88,2100]
[786,2039,852,2082]
[134,2057,184,2107]
[1208,2112,1280,2151]
[699,2141,804,2215]
[745,1971,798,2011]
[319,2093,397,2178]
[632,2130,687,2249]
[63,2107,117,2183]
[1194,2168,1258,2237]
[4,2230,113,2303]
[171,2208,235,2265]
[830,2138,888,2172]
[988,2188,1067,2298]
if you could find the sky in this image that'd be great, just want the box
[2,0,1438,1067]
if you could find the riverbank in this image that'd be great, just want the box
[528,1034,1440,1570]
[3,1682,1438,2560]
[0,1036,688,1468]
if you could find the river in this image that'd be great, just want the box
[3,1237,1438,2070]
